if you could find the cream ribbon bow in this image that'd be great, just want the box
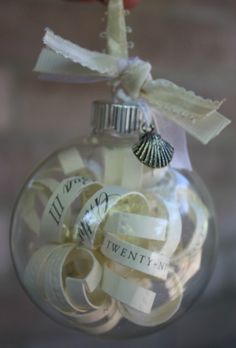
[34,0,230,144]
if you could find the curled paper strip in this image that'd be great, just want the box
[104,211,167,241]
[121,148,144,190]
[23,244,60,300]
[175,251,202,287]
[103,147,127,186]
[151,195,182,257]
[73,186,149,248]
[43,244,109,314]
[24,245,122,334]
[41,176,102,242]
[58,147,97,180]
[43,244,79,313]
[75,248,103,293]
[64,248,107,310]
[101,233,169,280]
[78,308,122,335]
[118,272,183,327]
[33,178,59,192]
[22,191,41,235]
[58,147,85,175]
[66,277,107,311]
[22,178,59,235]
[101,266,156,314]
[173,187,209,260]
[64,298,118,324]
[103,147,144,190]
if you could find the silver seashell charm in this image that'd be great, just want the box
[132,125,174,168]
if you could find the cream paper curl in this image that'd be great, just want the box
[23,164,209,333]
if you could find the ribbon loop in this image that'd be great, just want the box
[107,0,128,58]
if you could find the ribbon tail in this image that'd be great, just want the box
[37,28,122,76]
[154,110,192,170]
[34,48,113,83]
[142,79,231,144]
[107,0,128,58]
[156,108,230,145]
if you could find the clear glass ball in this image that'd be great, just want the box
[10,131,217,339]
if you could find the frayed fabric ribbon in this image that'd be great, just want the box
[34,0,230,169]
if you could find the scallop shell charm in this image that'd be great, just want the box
[132,126,174,168]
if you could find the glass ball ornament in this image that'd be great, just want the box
[10,101,217,339]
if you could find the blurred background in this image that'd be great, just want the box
[0,0,236,347]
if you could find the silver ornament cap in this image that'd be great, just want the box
[91,101,143,134]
